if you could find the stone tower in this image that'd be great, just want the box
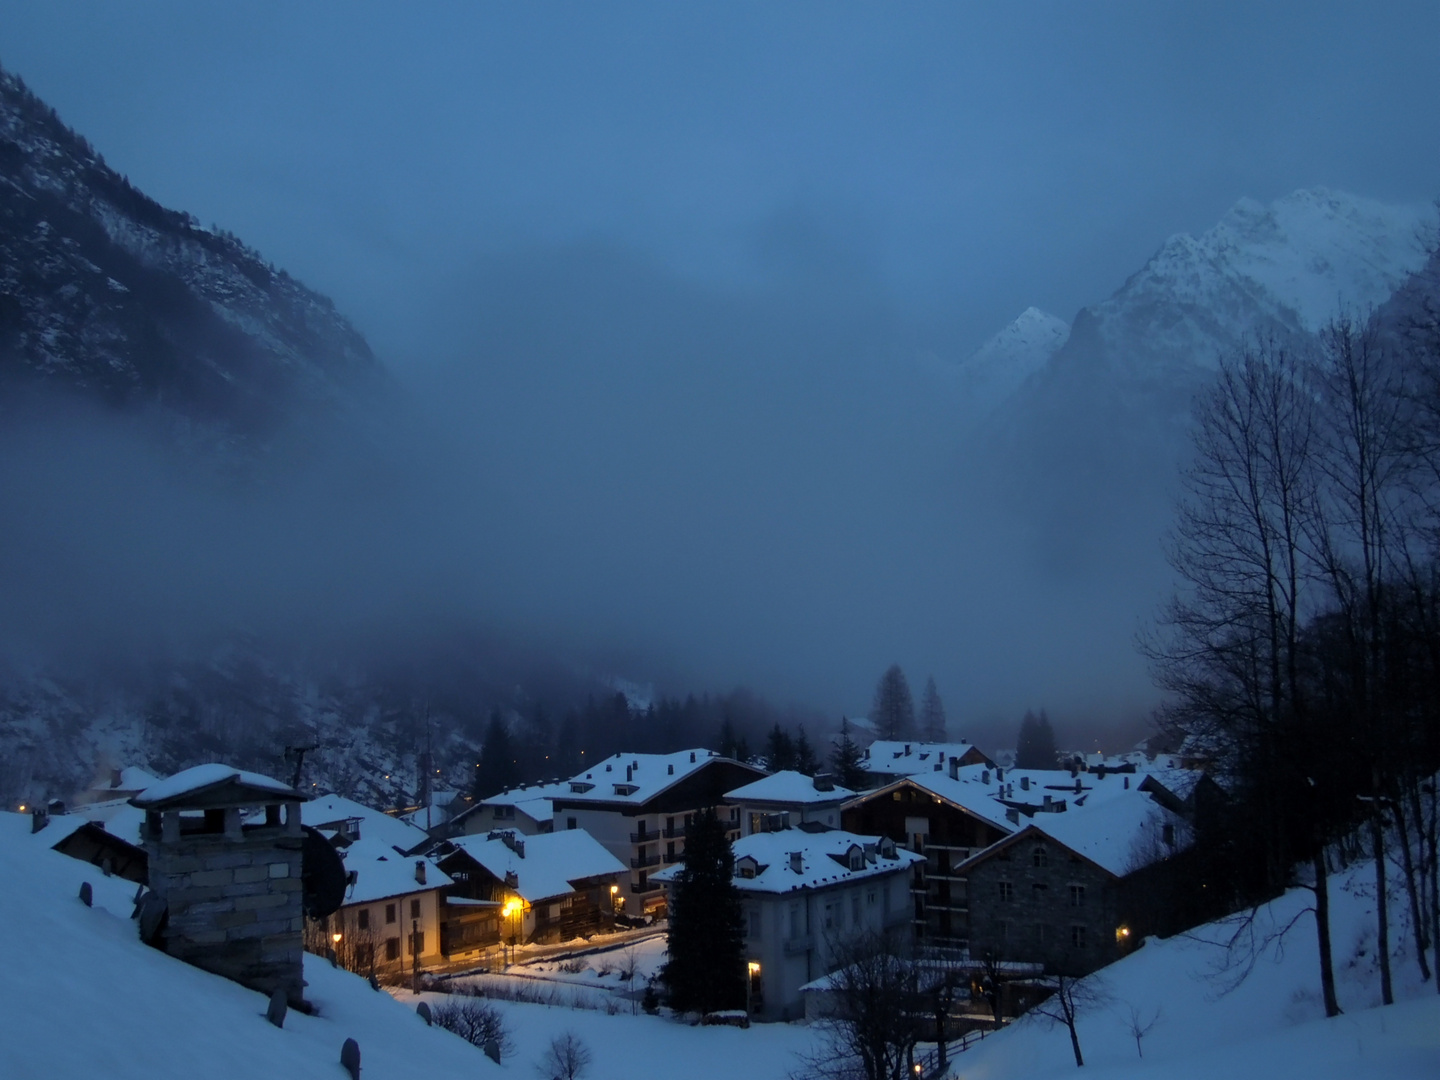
[132,765,310,1005]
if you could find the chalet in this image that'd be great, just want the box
[303,794,453,978]
[725,770,855,836]
[449,779,573,838]
[549,749,765,915]
[654,827,921,1021]
[433,827,625,955]
[840,766,1016,950]
[957,787,1191,976]
[75,765,160,807]
[859,740,993,787]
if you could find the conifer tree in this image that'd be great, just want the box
[473,711,519,798]
[766,724,797,771]
[1015,709,1058,770]
[871,664,915,740]
[919,676,947,742]
[831,716,868,790]
[794,725,819,776]
[659,808,745,1014]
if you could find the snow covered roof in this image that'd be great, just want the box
[447,829,625,903]
[559,748,747,807]
[896,772,1022,833]
[724,770,855,805]
[131,764,304,809]
[653,829,921,895]
[479,779,573,817]
[959,789,1190,878]
[860,740,989,777]
[29,797,148,849]
[303,793,432,855]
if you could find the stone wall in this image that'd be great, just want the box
[964,836,1120,977]
[146,811,306,1005]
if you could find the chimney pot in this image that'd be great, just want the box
[996,767,1004,781]
[1124,776,1130,789]
[668,764,674,775]
[1021,776,1030,791]
[1043,794,1053,809]
[415,860,427,885]
[689,751,696,763]
[789,851,803,873]
[110,767,123,788]
[31,807,48,834]
[982,770,991,785]
[948,758,960,780]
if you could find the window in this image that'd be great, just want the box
[1069,884,1085,908]
[867,889,877,906]
[356,943,375,970]
[999,920,1010,944]
[824,902,837,929]
[1032,846,1049,868]
[410,899,421,919]
[358,909,370,931]
[567,817,577,830]
[748,908,762,939]
[998,881,1014,902]
[852,895,862,925]
[385,937,400,961]
[411,930,425,955]
[1034,923,1050,945]
[789,903,802,939]
[385,903,397,924]
[1071,925,1087,948]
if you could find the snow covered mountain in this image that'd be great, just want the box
[956,306,1070,411]
[1072,187,1435,385]
[0,65,383,447]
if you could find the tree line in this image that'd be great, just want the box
[1148,280,1440,1013]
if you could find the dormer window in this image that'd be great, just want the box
[614,783,639,796]
[736,856,759,879]
[847,845,864,871]
[569,782,594,794]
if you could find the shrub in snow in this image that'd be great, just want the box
[535,1030,592,1080]
[431,998,516,1061]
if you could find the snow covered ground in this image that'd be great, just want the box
[4,804,1436,1080]
[954,862,1440,1080]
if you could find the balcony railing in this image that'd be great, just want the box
[631,854,661,869]
[662,852,681,864]
[631,880,658,895]
[662,824,687,839]
[630,829,660,843]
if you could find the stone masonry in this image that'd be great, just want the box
[138,774,309,1006]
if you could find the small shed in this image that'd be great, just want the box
[132,765,310,1005]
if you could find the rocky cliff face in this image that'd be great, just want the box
[0,66,383,450]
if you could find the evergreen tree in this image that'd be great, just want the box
[765,724,797,771]
[871,664,915,740]
[473,711,519,798]
[659,808,746,1014]
[794,725,819,776]
[1015,709,1058,770]
[831,716,868,790]
[716,717,739,760]
[553,708,583,778]
[919,676,947,742]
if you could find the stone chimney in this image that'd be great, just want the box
[31,806,49,833]
[132,765,309,1007]
[813,773,835,792]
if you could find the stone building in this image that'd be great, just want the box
[132,765,309,1005]
[957,788,1190,977]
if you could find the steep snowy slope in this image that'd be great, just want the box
[0,65,384,442]
[957,306,1070,411]
[0,812,502,1079]
[957,862,1439,1080]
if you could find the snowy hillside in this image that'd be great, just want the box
[957,307,1070,411]
[956,862,1440,1080]
[0,812,503,1080]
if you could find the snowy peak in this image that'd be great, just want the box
[958,306,1070,409]
[1086,187,1436,370]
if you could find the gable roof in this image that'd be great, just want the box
[725,770,855,805]
[130,765,305,810]
[860,740,991,777]
[846,772,1019,835]
[556,749,760,808]
[653,828,921,895]
[446,829,625,904]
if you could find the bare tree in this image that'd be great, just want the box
[1027,974,1110,1068]
[796,931,921,1080]
[536,1031,592,1080]
[1120,1003,1162,1058]
[430,998,516,1061]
